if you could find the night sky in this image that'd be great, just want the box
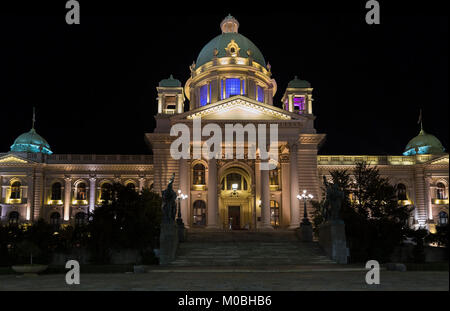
[0,1,447,156]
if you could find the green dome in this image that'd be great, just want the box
[10,128,52,154]
[403,129,445,156]
[288,76,311,88]
[196,32,266,68]
[159,74,181,87]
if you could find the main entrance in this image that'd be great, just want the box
[228,206,240,230]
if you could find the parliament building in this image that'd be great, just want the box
[1,16,448,232]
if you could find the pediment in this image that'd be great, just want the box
[0,154,31,164]
[173,95,303,121]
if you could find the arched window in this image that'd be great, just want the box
[51,182,62,201]
[193,164,205,185]
[76,183,87,200]
[270,200,280,228]
[126,182,136,191]
[397,183,407,201]
[101,183,112,201]
[10,181,21,200]
[436,183,446,200]
[222,171,248,191]
[75,212,86,226]
[8,211,19,225]
[438,211,448,226]
[193,200,206,226]
[50,212,61,227]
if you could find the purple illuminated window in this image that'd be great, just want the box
[293,96,305,113]
[257,86,264,103]
[200,84,208,106]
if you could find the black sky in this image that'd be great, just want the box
[0,1,448,156]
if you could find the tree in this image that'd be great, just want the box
[88,183,162,263]
[313,162,411,263]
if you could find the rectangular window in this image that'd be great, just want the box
[293,96,305,113]
[221,79,224,100]
[257,85,264,103]
[200,84,208,106]
[209,84,212,103]
[241,79,245,95]
[225,78,241,98]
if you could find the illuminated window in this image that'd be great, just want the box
[257,85,264,103]
[101,183,113,201]
[8,211,19,225]
[293,96,305,113]
[436,183,446,200]
[76,183,87,200]
[397,183,407,201]
[51,182,62,201]
[10,181,21,200]
[225,78,241,98]
[241,79,245,95]
[193,200,206,226]
[75,212,86,226]
[438,211,448,226]
[270,200,280,227]
[193,164,205,185]
[200,84,208,106]
[223,172,248,190]
[269,168,279,186]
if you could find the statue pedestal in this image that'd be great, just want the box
[298,222,313,242]
[177,218,186,242]
[159,223,179,265]
[319,220,348,264]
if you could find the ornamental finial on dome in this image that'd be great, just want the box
[220,14,239,33]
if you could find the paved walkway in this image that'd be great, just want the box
[1,270,448,291]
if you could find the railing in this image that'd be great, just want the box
[46,154,153,164]
[317,155,419,166]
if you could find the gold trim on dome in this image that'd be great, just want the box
[225,40,240,57]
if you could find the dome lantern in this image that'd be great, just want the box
[220,14,239,33]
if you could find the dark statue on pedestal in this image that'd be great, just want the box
[318,176,348,264]
[161,173,177,224]
[322,176,344,222]
[159,173,179,265]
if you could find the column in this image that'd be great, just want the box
[139,177,146,192]
[177,94,183,114]
[413,166,427,226]
[307,94,313,114]
[64,176,72,221]
[179,158,190,228]
[289,142,300,229]
[207,159,218,228]
[260,160,272,229]
[281,159,291,227]
[33,170,44,221]
[288,94,293,112]
[89,177,96,213]
[157,95,162,114]
[424,176,433,222]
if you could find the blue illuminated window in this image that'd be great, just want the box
[225,78,241,98]
[257,86,264,103]
[221,80,224,100]
[200,84,208,106]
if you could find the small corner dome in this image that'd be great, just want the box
[159,74,181,87]
[288,76,311,88]
[403,129,445,156]
[10,128,52,155]
[195,15,266,68]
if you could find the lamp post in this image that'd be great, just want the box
[296,190,314,242]
[177,190,187,242]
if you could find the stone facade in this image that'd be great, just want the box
[0,16,448,230]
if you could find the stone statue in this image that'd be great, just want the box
[322,176,344,222]
[161,173,177,224]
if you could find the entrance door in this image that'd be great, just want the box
[228,206,241,230]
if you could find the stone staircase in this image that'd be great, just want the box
[169,230,335,266]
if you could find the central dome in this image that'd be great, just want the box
[195,15,266,68]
